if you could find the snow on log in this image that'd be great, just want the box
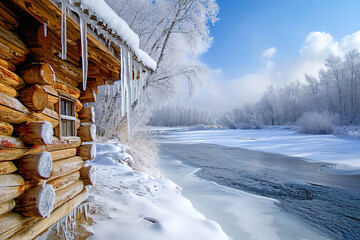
[80,88,96,103]
[36,136,81,152]
[0,59,15,72]
[79,166,95,186]
[53,81,81,99]
[50,148,77,161]
[0,92,37,124]
[16,152,52,180]
[54,180,84,208]
[50,156,84,180]
[0,135,28,161]
[0,161,17,175]
[78,106,95,123]
[0,66,24,90]
[14,121,53,145]
[77,143,96,160]
[8,189,88,240]
[15,184,55,218]
[0,212,26,236]
[0,82,18,97]
[0,174,27,204]
[17,84,48,112]
[0,200,16,215]
[0,121,13,136]
[47,171,80,191]
[32,108,59,128]
[77,124,96,142]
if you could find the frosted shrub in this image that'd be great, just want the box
[297,111,338,134]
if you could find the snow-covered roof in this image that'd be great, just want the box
[68,0,157,71]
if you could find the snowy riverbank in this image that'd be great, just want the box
[160,127,360,171]
[88,143,228,240]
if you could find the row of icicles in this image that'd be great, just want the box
[49,0,150,141]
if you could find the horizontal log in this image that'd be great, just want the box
[76,118,81,130]
[0,82,18,98]
[0,65,25,90]
[50,148,77,161]
[75,99,83,112]
[50,156,84,180]
[80,166,96,186]
[15,184,55,218]
[77,143,96,161]
[0,92,37,124]
[19,62,55,85]
[0,200,15,215]
[0,161,17,175]
[77,124,96,142]
[18,84,48,112]
[16,152,52,180]
[0,174,25,187]
[53,81,80,99]
[0,216,37,239]
[41,85,59,106]
[54,180,84,208]
[32,108,59,128]
[0,174,27,204]
[0,121,13,136]
[80,88,96,103]
[14,121,53,145]
[47,171,80,191]
[44,137,81,152]
[0,212,26,236]
[0,42,26,66]
[0,24,29,56]
[0,59,15,71]
[78,106,95,123]
[8,189,88,240]
[0,2,19,30]
[0,135,27,161]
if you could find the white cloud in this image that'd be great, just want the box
[263,47,277,58]
[187,30,360,114]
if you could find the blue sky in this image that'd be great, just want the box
[201,0,360,79]
[189,0,360,113]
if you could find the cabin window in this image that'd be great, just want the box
[59,96,76,138]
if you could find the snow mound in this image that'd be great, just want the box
[88,144,228,240]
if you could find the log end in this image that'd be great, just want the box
[38,184,55,218]
[37,152,53,179]
[40,62,56,85]
[41,121,53,145]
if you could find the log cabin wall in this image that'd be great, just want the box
[0,1,101,239]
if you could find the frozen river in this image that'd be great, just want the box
[158,129,360,240]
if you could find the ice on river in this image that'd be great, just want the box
[161,127,360,171]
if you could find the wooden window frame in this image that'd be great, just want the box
[58,93,77,140]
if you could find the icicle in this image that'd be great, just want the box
[120,45,126,117]
[79,15,88,91]
[44,22,48,37]
[126,50,133,142]
[61,0,67,60]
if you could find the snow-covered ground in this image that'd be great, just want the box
[161,127,360,171]
[88,143,228,240]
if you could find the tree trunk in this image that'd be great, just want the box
[78,106,95,123]
[77,143,96,160]
[77,124,96,142]
[49,156,84,180]
[0,121,13,136]
[14,121,53,145]
[0,92,37,124]
[17,84,48,112]
[15,184,55,218]
[54,180,84,208]
[19,62,55,85]
[79,166,95,186]
[0,161,17,174]
[47,171,80,191]
[49,148,77,161]
[16,152,52,180]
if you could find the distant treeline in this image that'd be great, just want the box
[148,105,215,127]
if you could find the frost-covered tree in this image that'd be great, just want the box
[92,0,219,139]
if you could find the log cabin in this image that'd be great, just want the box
[0,0,156,238]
